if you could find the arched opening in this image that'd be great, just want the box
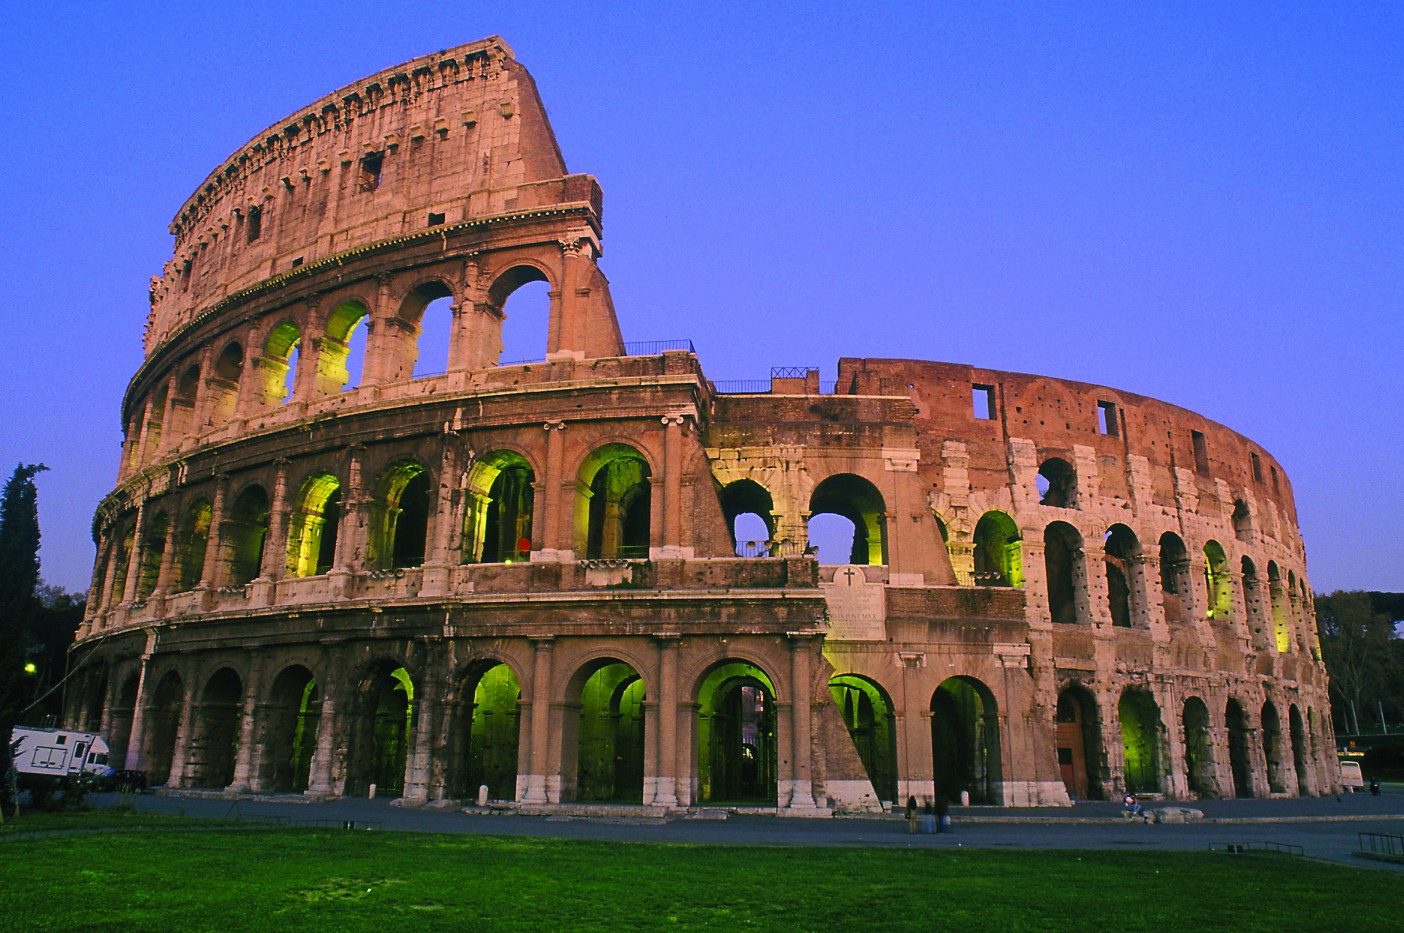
[135,511,169,599]
[1232,499,1252,543]
[107,522,135,605]
[1117,688,1163,794]
[258,320,301,406]
[1037,458,1077,508]
[144,382,169,453]
[170,364,201,439]
[808,474,886,565]
[972,511,1023,587]
[719,479,775,557]
[175,499,211,592]
[107,673,139,767]
[146,670,184,786]
[577,445,651,559]
[74,663,109,734]
[491,267,551,365]
[346,662,415,797]
[206,341,243,425]
[462,452,534,563]
[260,665,319,793]
[1054,685,1102,800]
[931,676,1002,804]
[1289,706,1310,793]
[285,473,342,577]
[696,660,778,805]
[1226,698,1254,797]
[1287,570,1303,653]
[568,660,646,803]
[1241,556,1266,647]
[1158,532,1192,623]
[188,667,242,789]
[413,294,454,378]
[1267,562,1291,653]
[829,675,898,803]
[1261,700,1286,793]
[224,486,269,586]
[371,461,431,569]
[454,661,521,801]
[1103,524,1141,628]
[320,301,370,391]
[1182,696,1218,798]
[1203,540,1231,621]
[1044,521,1084,624]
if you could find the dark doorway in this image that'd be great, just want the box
[931,676,1002,804]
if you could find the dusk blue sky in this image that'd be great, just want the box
[0,3,1398,595]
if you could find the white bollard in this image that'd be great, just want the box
[960,790,970,807]
[477,784,489,806]
[368,783,377,799]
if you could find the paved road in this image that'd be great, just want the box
[83,788,1404,872]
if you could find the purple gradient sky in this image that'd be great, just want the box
[0,3,1398,595]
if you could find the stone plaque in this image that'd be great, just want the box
[822,565,886,641]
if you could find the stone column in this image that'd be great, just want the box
[122,632,159,771]
[166,670,199,787]
[196,477,228,596]
[96,535,122,615]
[305,677,341,798]
[250,460,290,605]
[522,638,555,803]
[120,502,146,606]
[651,416,691,559]
[420,440,459,596]
[785,635,819,811]
[533,421,569,559]
[328,447,365,597]
[152,509,180,602]
[226,663,264,793]
[652,636,680,807]
[399,670,438,803]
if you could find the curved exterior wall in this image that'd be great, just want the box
[70,38,1337,810]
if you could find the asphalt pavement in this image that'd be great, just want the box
[78,786,1404,872]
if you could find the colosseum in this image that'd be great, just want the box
[67,37,1339,812]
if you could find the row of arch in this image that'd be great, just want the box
[124,270,553,476]
[95,444,652,609]
[969,510,1317,654]
[83,655,786,805]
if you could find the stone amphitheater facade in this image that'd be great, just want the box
[68,37,1339,811]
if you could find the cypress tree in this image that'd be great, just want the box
[0,463,47,820]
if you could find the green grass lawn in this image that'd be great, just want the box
[0,816,1394,931]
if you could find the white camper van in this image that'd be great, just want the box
[9,726,114,789]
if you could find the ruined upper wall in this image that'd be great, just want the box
[144,36,582,354]
[834,357,1299,523]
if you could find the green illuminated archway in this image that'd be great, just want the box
[1182,696,1218,798]
[829,674,898,802]
[285,472,342,577]
[931,676,1002,804]
[1203,540,1232,620]
[261,665,319,793]
[570,660,646,803]
[697,660,778,804]
[972,510,1023,587]
[1226,698,1254,797]
[347,662,415,797]
[369,461,430,569]
[455,660,522,801]
[576,445,651,559]
[462,451,534,563]
[1118,688,1163,794]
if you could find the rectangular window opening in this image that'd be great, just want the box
[359,151,384,191]
[291,257,304,268]
[246,205,262,242]
[1096,400,1118,436]
[1191,430,1210,475]
[972,384,996,421]
[1270,465,1280,493]
[427,212,445,227]
[1251,452,1263,483]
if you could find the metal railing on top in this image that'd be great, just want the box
[623,339,695,355]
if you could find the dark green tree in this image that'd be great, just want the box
[0,463,48,820]
[1316,590,1398,734]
